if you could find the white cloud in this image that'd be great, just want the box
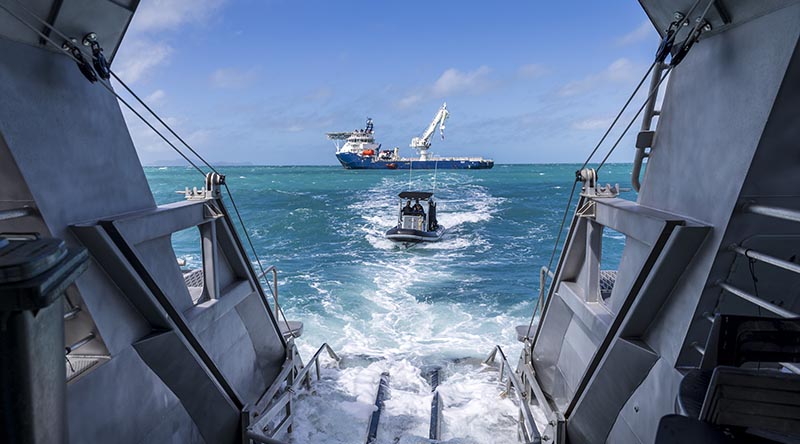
[397,66,493,108]
[132,0,226,32]
[145,89,166,104]
[286,124,304,133]
[572,117,613,131]
[397,94,422,109]
[114,40,172,83]
[210,67,259,88]
[616,20,656,46]
[558,58,637,96]
[432,65,491,96]
[517,63,547,79]
[114,0,227,84]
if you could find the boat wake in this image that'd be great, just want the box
[289,172,532,443]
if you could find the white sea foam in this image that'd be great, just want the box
[289,173,534,443]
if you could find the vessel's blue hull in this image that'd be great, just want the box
[336,152,493,170]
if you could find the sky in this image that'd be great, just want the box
[114,0,660,166]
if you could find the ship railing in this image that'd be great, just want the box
[425,156,489,162]
[631,61,668,192]
[537,266,554,316]
[0,206,35,221]
[485,345,543,444]
[713,203,800,320]
[257,265,280,318]
[246,342,341,443]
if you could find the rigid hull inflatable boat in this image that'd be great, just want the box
[385,191,445,245]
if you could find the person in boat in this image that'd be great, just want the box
[428,201,438,230]
[402,200,413,215]
[412,199,424,215]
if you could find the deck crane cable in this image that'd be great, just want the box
[523,1,707,339]
[1,0,297,337]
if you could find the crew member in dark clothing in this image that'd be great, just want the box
[428,201,437,230]
[402,200,412,215]
[412,199,424,215]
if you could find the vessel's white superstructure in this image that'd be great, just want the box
[327,118,383,156]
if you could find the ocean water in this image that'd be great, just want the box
[145,163,635,443]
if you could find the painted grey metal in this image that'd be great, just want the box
[485,346,541,444]
[0,206,34,221]
[0,242,87,444]
[0,0,137,60]
[0,5,292,442]
[730,244,800,276]
[524,2,800,442]
[429,368,442,441]
[631,62,667,192]
[258,265,280,317]
[2,0,800,442]
[744,203,800,224]
[717,281,799,318]
[365,372,391,444]
[247,343,340,443]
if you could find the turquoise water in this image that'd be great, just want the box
[144,163,634,443]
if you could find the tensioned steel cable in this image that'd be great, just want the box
[596,0,715,170]
[579,61,655,171]
[522,179,578,339]
[596,66,673,171]
[521,1,707,339]
[1,0,297,337]
[521,61,662,340]
[110,71,220,175]
[0,2,208,177]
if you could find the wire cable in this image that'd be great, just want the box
[223,184,297,338]
[0,2,208,176]
[1,1,295,337]
[522,0,712,338]
[579,61,656,171]
[596,67,673,171]
[111,71,220,175]
[523,179,579,339]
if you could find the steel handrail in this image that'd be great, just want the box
[744,203,800,224]
[717,281,799,318]
[632,62,667,192]
[0,206,34,221]
[538,266,554,316]
[485,345,541,444]
[258,265,280,316]
[248,343,340,444]
[731,244,800,276]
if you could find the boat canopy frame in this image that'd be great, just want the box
[398,191,433,200]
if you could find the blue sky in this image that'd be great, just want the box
[115,0,659,166]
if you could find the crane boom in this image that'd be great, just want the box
[410,103,449,160]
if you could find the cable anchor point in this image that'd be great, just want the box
[577,168,619,200]
[670,19,712,67]
[82,32,110,80]
[62,38,97,83]
[655,12,685,63]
